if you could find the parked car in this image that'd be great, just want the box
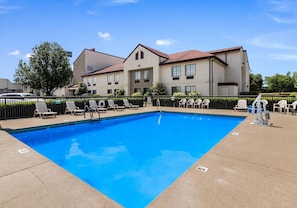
[0,93,43,103]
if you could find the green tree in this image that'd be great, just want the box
[76,82,87,95]
[265,72,295,93]
[250,73,263,91]
[14,41,73,96]
[150,82,168,95]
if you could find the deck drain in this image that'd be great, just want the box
[196,165,208,173]
[18,148,30,154]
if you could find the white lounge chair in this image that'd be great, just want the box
[186,99,195,108]
[89,100,107,112]
[34,101,57,119]
[65,101,84,115]
[178,99,187,108]
[273,100,287,113]
[107,99,125,111]
[201,99,210,109]
[123,99,139,109]
[233,99,248,111]
[193,99,202,108]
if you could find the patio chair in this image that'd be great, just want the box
[186,99,195,108]
[285,100,297,115]
[34,101,57,119]
[89,100,107,112]
[193,99,202,108]
[107,99,125,111]
[233,99,248,111]
[178,98,187,108]
[123,99,139,109]
[65,101,84,115]
[273,100,287,113]
[201,99,210,109]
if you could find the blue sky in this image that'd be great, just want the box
[1,0,297,81]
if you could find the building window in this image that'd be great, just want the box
[185,64,196,78]
[114,74,120,84]
[140,51,144,59]
[92,77,96,86]
[134,88,141,93]
[143,88,149,94]
[87,66,93,73]
[144,70,150,82]
[87,78,91,86]
[135,52,139,60]
[107,89,112,95]
[134,71,140,83]
[107,75,112,85]
[93,90,97,95]
[185,85,196,95]
[172,86,181,95]
[172,66,181,80]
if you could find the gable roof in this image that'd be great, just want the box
[74,48,125,65]
[124,43,169,62]
[207,46,242,54]
[83,63,124,77]
[163,50,216,64]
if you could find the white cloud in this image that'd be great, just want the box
[0,5,18,14]
[111,0,137,4]
[25,53,31,60]
[8,50,20,56]
[270,53,297,60]
[250,31,297,50]
[98,32,112,40]
[268,14,297,24]
[267,0,297,13]
[87,10,96,15]
[155,39,176,46]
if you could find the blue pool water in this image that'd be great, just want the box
[12,112,244,207]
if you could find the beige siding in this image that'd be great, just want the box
[160,59,211,96]
[214,48,250,94]
[124,45,160,95]
[83,72,124,96]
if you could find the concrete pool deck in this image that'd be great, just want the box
[0,107,297,207]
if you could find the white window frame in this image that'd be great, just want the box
[185,64,196,76]
[114,74,120,84]
[185,85,196,95]
[172,66,181,78]
[134,71,141,81]
[107,75,112,84]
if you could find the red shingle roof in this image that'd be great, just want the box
[163,50,215,64]
[207,46,242,54]
[140,44,169,59]
[83,63,124,77]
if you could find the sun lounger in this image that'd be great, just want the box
[233,99,248,111]
[89,100,107,112]
[108,99,125,111]
[34,101,57,119]
[123,99,139,109]
[65,101,84,115]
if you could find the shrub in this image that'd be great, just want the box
[188,91,199,96]
[173,92,186,96]
[132,92,142,96]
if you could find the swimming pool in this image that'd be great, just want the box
[12,112,244,207]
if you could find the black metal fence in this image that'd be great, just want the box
[0,95,296,120]
[0,96,145,120]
